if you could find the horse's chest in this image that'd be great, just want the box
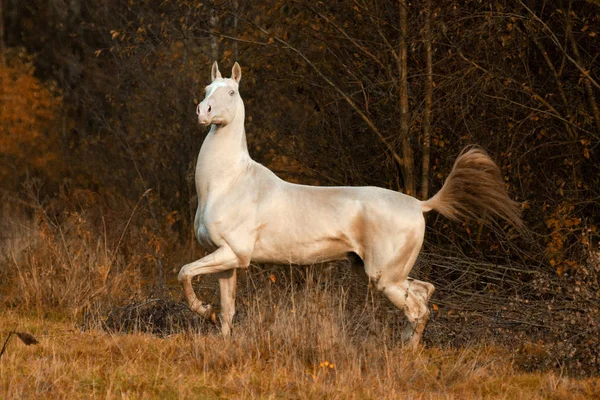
[195,190,252,250]
[194,198,222,250]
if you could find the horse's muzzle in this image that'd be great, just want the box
[197,102,211,125]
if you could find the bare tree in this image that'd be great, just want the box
[210,6,220,61]
[399,0,415,195]
[0,0,5,66]
[421,0,433,200]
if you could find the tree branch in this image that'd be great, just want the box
[518,0,600,90]
[216,6,405,169]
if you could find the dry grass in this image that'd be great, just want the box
[0,192,149,318]
[1,198,600,399]
[1,310,599,399]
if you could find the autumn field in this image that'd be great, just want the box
[1,206,599,399]
[2,311,600,400]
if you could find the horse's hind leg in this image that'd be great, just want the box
[366,229,432,349]
[401,279,435,345]
[409,278,435,301]
[377,279,432,349]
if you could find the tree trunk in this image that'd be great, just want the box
[399,0,415,195]
[210,7,220,61]
[231,0,239,60]
[421,0,433,200]
[0,0,5,66]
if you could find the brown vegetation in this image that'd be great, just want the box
[1,207,599,398]
[3,311,599,399]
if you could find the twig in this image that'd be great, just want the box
[184,28,271,46]
[203,3,406,169]
[482,94,596,138]
[0,331,39,360]
[108,188,152,276]
[131,298,161,309]
[518,0,600,90]
[293,1,391,75]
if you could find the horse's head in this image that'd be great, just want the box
[197,61,242,126]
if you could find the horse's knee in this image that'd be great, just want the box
[178,264,191,283]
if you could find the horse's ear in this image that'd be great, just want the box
[231,62,242,84]
[211,61,222,81]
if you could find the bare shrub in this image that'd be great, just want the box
[0,186,146,318]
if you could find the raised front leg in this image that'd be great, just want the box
[178,246,240,325]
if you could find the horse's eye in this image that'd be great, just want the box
[229,90,235,96]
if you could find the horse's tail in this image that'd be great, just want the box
[421,146,524,230]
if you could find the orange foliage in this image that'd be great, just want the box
[545,201,585,275]
[0,50,64,186]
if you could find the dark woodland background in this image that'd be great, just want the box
[1,0,599,376]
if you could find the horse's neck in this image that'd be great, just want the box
[196,108,251,189]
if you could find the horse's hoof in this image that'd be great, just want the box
[190,299,216,321]
[201,304,217,324]
[401,321,415,343]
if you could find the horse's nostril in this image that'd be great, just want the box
[208,105,212,114]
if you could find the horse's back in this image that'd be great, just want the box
[250,170,425,265]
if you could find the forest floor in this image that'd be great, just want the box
[1,307,599,399]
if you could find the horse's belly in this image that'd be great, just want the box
[251,236,351,265]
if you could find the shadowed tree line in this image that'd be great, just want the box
[1,0,599,375]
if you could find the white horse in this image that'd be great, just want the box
[178,62,523,348]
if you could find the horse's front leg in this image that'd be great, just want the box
[217,268,237,336]
[178,246,240,327]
